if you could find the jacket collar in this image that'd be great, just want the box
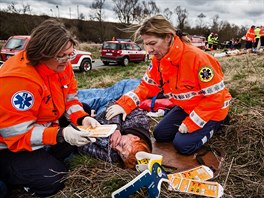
[152,36,184,73]
[35,63,58,77]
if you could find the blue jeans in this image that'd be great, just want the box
[153,106,222,154]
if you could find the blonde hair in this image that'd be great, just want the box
[26,19,77,66]
[133,15,176,41]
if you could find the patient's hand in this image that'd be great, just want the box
[110,130,122,149]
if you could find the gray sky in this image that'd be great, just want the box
[0,0,263,28]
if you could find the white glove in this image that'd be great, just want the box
[146,109,165,117]
[178,123,188,133]
[63,126,95,146]
[105,104,127,121]
[82,116,101,128]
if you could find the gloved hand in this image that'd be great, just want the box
[62,126,95,146]
[82,116,101,128]
[105,104,127,121]
[178,123,188,133]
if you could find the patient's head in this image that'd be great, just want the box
[112,128,152,169]
[123,138,151,169]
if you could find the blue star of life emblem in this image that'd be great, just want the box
[12,91,34,111]
[148,63,153,71]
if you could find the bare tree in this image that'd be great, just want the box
[132,0,160,23]
[141,0,160,18]
[79,13,85,20]
[174,6,188,30]
[22,3,32,14]
[132,5,143,22]
[211,15,221,33]
[163,8,173,21]
[197,13,206,28]
[6,2,21,14]
[89,0,106,42]
[112,0,139,24]
[89,0,105,22]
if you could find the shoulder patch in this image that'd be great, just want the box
[11,91,34,111]
[148,63,153,71]
[198,66,214,82]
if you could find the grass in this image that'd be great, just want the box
[75,62,148,89]
[10,52,264,198]
[78,43,102,59]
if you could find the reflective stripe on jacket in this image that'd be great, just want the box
[116,36,232,133]
[0,51,88,152]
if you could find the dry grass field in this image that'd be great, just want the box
[10,52,264,198]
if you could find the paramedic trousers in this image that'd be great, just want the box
[0,180,7,198]
[153,106,224,154]
[0,142,75,197]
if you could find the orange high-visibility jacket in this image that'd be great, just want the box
[0,51,88,152]
[245,28,255,42]
[260,26,264,36]
[117,36,232,133]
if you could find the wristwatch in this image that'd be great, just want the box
[56,127,65,143]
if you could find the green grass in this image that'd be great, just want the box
[75,62,148,89]
[232,73,247,80]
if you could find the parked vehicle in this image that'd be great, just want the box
[71,50,93,72]
[0,35,30,62]
[100,40,148,66]
[190,35,206,50]
[0,35,93,72]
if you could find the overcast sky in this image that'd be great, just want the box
[0,0,263,28]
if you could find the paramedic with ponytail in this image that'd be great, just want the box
[106,15,231,155]
[0,19,100,196]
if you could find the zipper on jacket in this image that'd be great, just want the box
[171,42,186,90]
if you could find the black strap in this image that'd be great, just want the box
[194,146,222,173]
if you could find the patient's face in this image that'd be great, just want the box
[114,134,140,161]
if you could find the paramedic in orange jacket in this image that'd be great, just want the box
[0,19,100,196]
[245,25,255,49]
[106,15,231,154]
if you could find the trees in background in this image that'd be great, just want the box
[141,1,160,20]
[89,0,105,22]
[174,6,188,30]
[112,0,140,24]
[4,2,32,14]
[89,0,106,42]
[0,1,247,43]
[163,8,173,22]
[111,0,160,24]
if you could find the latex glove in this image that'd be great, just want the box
[146,109,165,117]
[82,116,101,128]
[105,104,127,121]
[63,126,94,146]
[178,123,188,133]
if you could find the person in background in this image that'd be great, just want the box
[234,38,242,49]
[245,25,255,50]
[259,25,264,48]
[0,19,100,197]
[254,26,261,49]
[212,33,219,50]
[105,15,231,155]
[207,32,214,50]
[79,101,152,169]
